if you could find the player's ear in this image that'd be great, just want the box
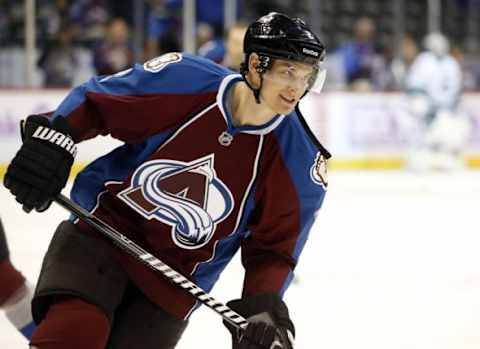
[248,53,259,71]
[247,53,261,87]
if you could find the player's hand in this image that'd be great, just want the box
[4,115,76,213]
[237,312,294,349]
[224,294,295,349]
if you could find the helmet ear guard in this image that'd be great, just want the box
[240,53,273,76]
[240,53,273,104]
[256,55,272,74]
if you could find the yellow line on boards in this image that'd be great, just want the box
[0,157,479,181]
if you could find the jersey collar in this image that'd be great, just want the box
[216,74,285,135]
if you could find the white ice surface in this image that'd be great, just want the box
[1,170,480,349]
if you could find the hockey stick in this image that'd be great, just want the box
[54,194,287,348]
[53,193,248,331]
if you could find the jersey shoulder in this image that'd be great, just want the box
[98,52,233,95]
[141,52,233,93]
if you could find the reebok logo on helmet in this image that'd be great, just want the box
[302,48,318,57]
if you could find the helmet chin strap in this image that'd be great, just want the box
[243,74,263,104]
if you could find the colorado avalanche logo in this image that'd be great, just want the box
[310,152,328,189]
[118,154,234,249]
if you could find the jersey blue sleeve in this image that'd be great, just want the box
[51,53,230,143]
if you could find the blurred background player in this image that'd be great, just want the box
[0,218,36,340]
[405,32,471,171]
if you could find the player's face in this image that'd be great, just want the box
[261,59,315,114]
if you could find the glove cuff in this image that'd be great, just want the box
[226,293,295,338]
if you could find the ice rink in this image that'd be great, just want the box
[1,170,480,349]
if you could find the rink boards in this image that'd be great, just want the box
[0,90,479,176]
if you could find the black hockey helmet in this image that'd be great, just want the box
[240,12,326,102]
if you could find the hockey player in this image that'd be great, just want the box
[0,218,36,339]
[405,32,470,171]
[4,12,329,349]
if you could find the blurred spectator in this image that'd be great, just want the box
[197,22,225,63]
[145,0,181,59]
[196,0,226,36]
[223,21,248,70]
[145,0,242,60]
[336,17,387,91]
[93,17,134,75]
[0,1,24,44]
[198,21,247,69]
[450,46,480,91]
[196,22,215,49]
[68,0,111,44]
[37,24,78,87]
[198,22,248,71]
[37,0,65,42]
[387,34,419,90]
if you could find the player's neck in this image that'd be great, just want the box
[230,82,277,127]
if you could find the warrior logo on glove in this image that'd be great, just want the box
[118,154,234,249]
[32,126,77,157]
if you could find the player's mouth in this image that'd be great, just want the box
[280,95,296,106]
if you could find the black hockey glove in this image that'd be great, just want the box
[224,293,295,349]
[4,115,76,213]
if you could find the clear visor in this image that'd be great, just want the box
[262,59,326,94]
[309,63,327,94]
